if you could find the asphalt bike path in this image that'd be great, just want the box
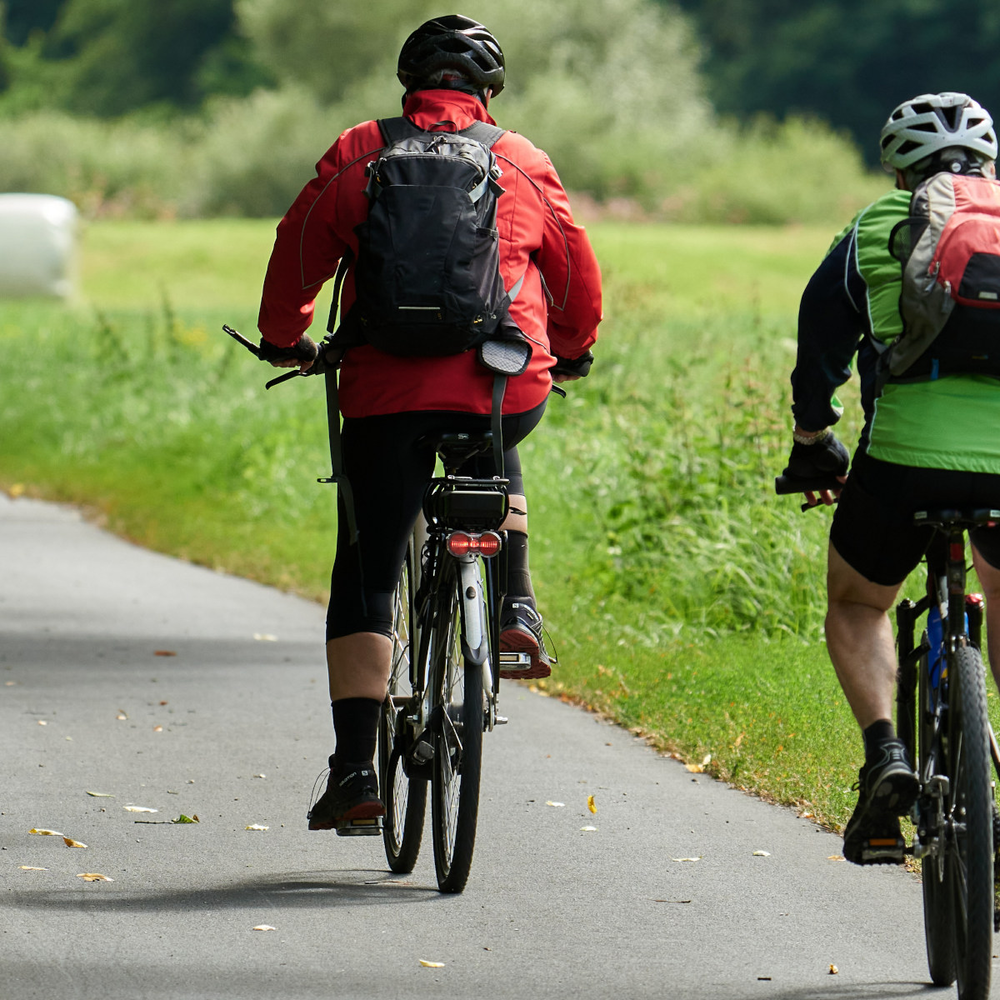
[0,494,962,999]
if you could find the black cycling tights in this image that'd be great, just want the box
[326,403,546,640]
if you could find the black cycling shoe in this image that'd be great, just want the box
[499,600,552,680]
[307,756,384,836]
[842,739,919,865]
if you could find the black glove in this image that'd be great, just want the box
[782,429,850,481]
[257,334,319,365]
[551,350,594,378]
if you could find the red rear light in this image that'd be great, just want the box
[478,531,502,557]
[447,532,474,557]
[446,531,502,558]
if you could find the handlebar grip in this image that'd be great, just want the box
[774,474,843,495]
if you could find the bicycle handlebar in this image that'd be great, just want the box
[222,324,340,388]
[774,474,843,496]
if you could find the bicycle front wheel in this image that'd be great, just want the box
[919,640,957,987]
[945,644,994,1000]
[430,578,484,894]
[379,541,426,873]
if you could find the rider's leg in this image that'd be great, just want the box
[501,493,534,604]
[824,542,903,731]
[971,543,1000,692]
[326,633,392,702]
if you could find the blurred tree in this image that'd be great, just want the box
[1,0,67,45]
[0,0,273,115]
[670,0,1000,163]
[235,0,433,104]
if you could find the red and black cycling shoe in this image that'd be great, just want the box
[499,600,553,680]
[308,757,385,836]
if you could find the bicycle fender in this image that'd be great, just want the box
[457,561,489,667]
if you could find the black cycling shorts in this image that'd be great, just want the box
[830,450,1000,586]
[326,403,546,640]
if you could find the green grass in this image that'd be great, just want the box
[0,216,934,834]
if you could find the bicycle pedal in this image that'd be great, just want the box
[499,652,532,671]
[860,836,906,865]
[335,816,383,837]
[495,715,508,725]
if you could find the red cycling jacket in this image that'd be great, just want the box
[257,89,603,418]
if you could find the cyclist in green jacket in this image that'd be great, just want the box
[783,92,1000,864]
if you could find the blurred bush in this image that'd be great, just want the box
[0,0,888,223]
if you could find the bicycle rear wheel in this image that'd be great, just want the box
[430,578,484,893]
[946,644,994,1000]
[379,542,426,873]
[918,641,957,987]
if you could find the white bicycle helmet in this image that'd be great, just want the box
[880,92,997,170]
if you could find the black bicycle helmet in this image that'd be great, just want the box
[397,15,505,97]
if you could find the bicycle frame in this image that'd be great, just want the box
[898,516,991,857]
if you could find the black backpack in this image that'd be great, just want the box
[329,116,524,356]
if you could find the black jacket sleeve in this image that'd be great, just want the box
[790,231,868,432]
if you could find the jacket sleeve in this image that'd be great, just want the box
[790,230,867,432]
[532,153,603,359]
[257,138,356,348]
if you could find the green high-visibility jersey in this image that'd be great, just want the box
[792,187,1000,473]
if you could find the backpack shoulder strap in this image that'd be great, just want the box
[376,116,424,145]
[379,116,505,149]
[458,121,505,149]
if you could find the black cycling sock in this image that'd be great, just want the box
[505,530,535,605]
[331,697,381,764]
[862,718,896,760]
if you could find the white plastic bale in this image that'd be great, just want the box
[0,193,78,299]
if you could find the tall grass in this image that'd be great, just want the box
[0,217,915,831]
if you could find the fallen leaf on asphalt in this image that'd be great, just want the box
[153,650,176,657]
[173,814,199,824]
[86,792,114,798]
[245,824,269,831]
[253,774,266,779]
[252,925,276,932]
[19,866,48,871]
[37,720,47,726]
[685,762,703,773]
[116,712,128,720]
[670,856,701,862]
[829,964,839,975]
[587,795,597,814]
[253,634,278,642]
[123,806,157,813]
[77,873,113,882]
[753,850,771,857]
[29,828,63,837]
[545,801,565,808]
[828,855,845,862]
[580,825,598,832]
[63,838,87,848]
[419,960,445,968]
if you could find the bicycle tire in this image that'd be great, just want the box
[918,640,957,987]
[430,576,484,893]
[946,644,994,1000]
[379,542,426,873]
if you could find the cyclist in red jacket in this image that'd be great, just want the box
[256,15,603,832]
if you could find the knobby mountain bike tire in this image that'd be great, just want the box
[946,644,994,1000]
[918,639,957,988]
[379,542,426,873]
[430,575,484,894]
